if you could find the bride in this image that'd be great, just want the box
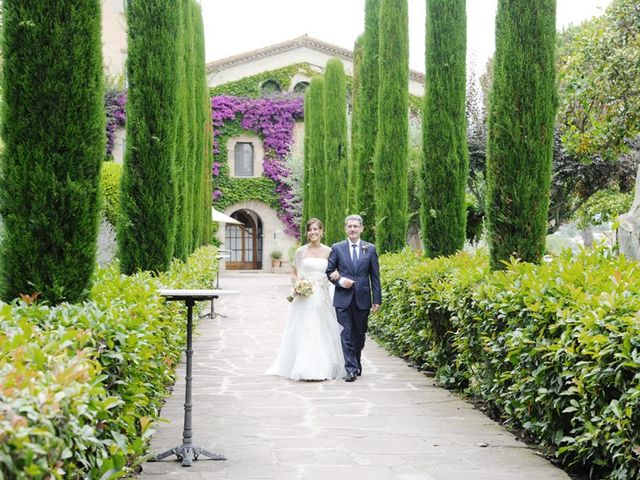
[266,218,346,381]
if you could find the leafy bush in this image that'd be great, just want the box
[465,194,484,244]
[572,188,633,230]
[100,161,123,226]
[463,248,640,479]
[370,248,489,386]
[0,245,217,479]
[373,246,640,478]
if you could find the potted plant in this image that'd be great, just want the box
[270,250,282,267]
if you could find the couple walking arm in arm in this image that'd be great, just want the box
[267,215,381,383]
[326,214,382,382]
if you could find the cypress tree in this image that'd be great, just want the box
[173,0,190,260]
[190,2,205,248]
[374,0,409,253]
[421,0,468,257]
[193,4,213,246]
[358,0,381,241]
[183,0,196,255]
[118,0,179,274]
[349,35,365,213]
[0,0,105,303]
[486,0,557,269]
[323,58,348,245]
[184,0,200,255]
[302,92,311,232]
[306,76,326,225]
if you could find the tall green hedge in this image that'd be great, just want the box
[194,5,214,246]
[118,0,180,274]
[0,0,105,303]
[358,0,381,241]
[0,245,218,478]
[486,0,557,269]
[421,0,468,257]
[349,35,364,214]
[370,246,640,479]
[172,0,190,261]
[190,2,202,248]
[191,2,210,248]
[302,92,311,231]
[323,58,349,245]
[306,76,326,225]
[374,0,409,253]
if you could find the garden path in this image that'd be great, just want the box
[138,271,570,480]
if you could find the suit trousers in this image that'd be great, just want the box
[336,299,370,375]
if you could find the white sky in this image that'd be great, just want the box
[201,0,612,74]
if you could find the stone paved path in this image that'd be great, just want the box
[139,272,570,480]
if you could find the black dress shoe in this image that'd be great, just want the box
[345,372,357,382]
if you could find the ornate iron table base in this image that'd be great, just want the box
[151,290,236,466]
[153,445,226,466]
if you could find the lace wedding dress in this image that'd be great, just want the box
[267,256,346,380]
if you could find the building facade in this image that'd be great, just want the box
[101,6,425,271]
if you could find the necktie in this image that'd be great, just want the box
[351,243,358,263]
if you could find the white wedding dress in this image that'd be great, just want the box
[267,256,346,380]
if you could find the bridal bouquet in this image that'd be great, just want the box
[287,278,314,302]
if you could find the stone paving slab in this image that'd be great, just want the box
[138,272,569,480]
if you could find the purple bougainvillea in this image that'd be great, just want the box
[100,91,305,237]
[105,90,127,158]
[211,95,304,237]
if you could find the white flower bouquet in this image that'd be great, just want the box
[287,277,314,302]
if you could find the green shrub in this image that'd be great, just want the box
[369,248,489,386]
[0,245,218,479]
[465,194,484,244]
[100,162,123,226]
[572,188,633,230]
[373,246,640,478]
[461,247,640,478]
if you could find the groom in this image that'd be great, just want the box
[327,215,381,382]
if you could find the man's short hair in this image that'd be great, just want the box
[344,214,363,226]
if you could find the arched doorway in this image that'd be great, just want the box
[225,209,263,270]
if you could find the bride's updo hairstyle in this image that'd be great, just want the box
[306,218,324,233]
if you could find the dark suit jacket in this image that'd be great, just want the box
[326,240,382,310]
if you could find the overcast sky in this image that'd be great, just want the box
[201,0,612,73]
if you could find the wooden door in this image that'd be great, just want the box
[225,211,257,269]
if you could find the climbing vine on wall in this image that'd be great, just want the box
[211,95,304,237]
[209,64,318,98]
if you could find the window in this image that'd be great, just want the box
[234,143,254,177]
[261,80,281,96]
[227,135,263,177]
[293,81,309,94]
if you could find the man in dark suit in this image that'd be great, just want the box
[326,214,382,382]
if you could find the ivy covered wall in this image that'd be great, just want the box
[210,63,319,98]
[103,63,422,241]
[209,62,422,113]
[211,95,304,237]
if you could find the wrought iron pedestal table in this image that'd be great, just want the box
[201,252,230,320]
[152,288,237,466]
